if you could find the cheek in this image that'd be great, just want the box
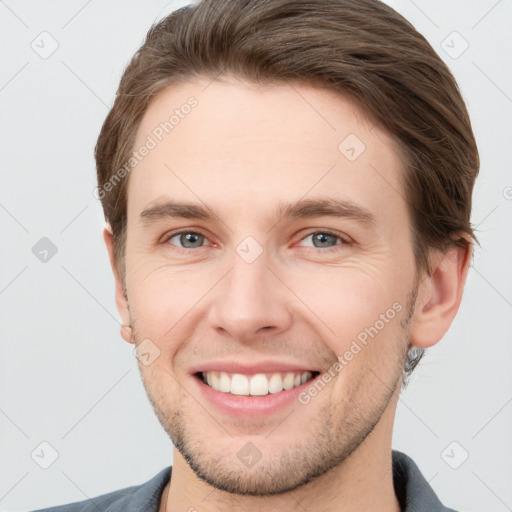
[285,262,408,384]
[126,260,217,340]
[286,262,400,334]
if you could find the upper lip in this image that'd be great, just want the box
[189,360,322,375]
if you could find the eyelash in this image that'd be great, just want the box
[161,229,351,252]
[301,229,352,250]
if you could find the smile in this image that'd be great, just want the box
[197,371,319,396]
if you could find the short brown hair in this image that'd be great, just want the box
[95,0,479,384]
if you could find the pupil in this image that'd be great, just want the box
[314,233,335,247]
[181,233,202,248]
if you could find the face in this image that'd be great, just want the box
[119,77,420,495]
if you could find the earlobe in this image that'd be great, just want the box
[120,324,134,344]
[409,242,472,349]
[103,224,134,344]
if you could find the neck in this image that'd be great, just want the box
[160,403,402,512]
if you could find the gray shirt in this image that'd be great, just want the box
[29,450,459,511]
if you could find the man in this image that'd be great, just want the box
[32,0,479,510]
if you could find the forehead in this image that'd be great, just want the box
[128,77,407,230]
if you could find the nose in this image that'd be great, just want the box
[207,250,293,342]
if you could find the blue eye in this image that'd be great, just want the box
[163,229,349,252]
[298,231,348,249]
[167,231,206,249]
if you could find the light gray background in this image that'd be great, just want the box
[1,1,511,510]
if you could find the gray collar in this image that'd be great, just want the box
[97,450,457,512]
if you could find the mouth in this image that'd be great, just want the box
[194,370,321,396]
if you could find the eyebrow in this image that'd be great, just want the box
[139,197,377,228]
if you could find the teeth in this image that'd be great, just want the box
[268,373,283,393]
[231,374,249,395]
[282,373,295,390]
[218,372,231,393]
[249,374,269,396]
[201,371,315,396]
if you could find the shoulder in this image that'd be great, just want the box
[392,450,461,512]
[27,466,172,512]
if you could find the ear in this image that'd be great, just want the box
[409,239,473,348]
[103,223,134,344]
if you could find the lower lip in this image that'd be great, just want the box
[192,373,320,418]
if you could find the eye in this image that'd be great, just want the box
[161,229,350,252]
[165,231,208,249]
[297,230,350,250]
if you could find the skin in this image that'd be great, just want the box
[103,77,472,512]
